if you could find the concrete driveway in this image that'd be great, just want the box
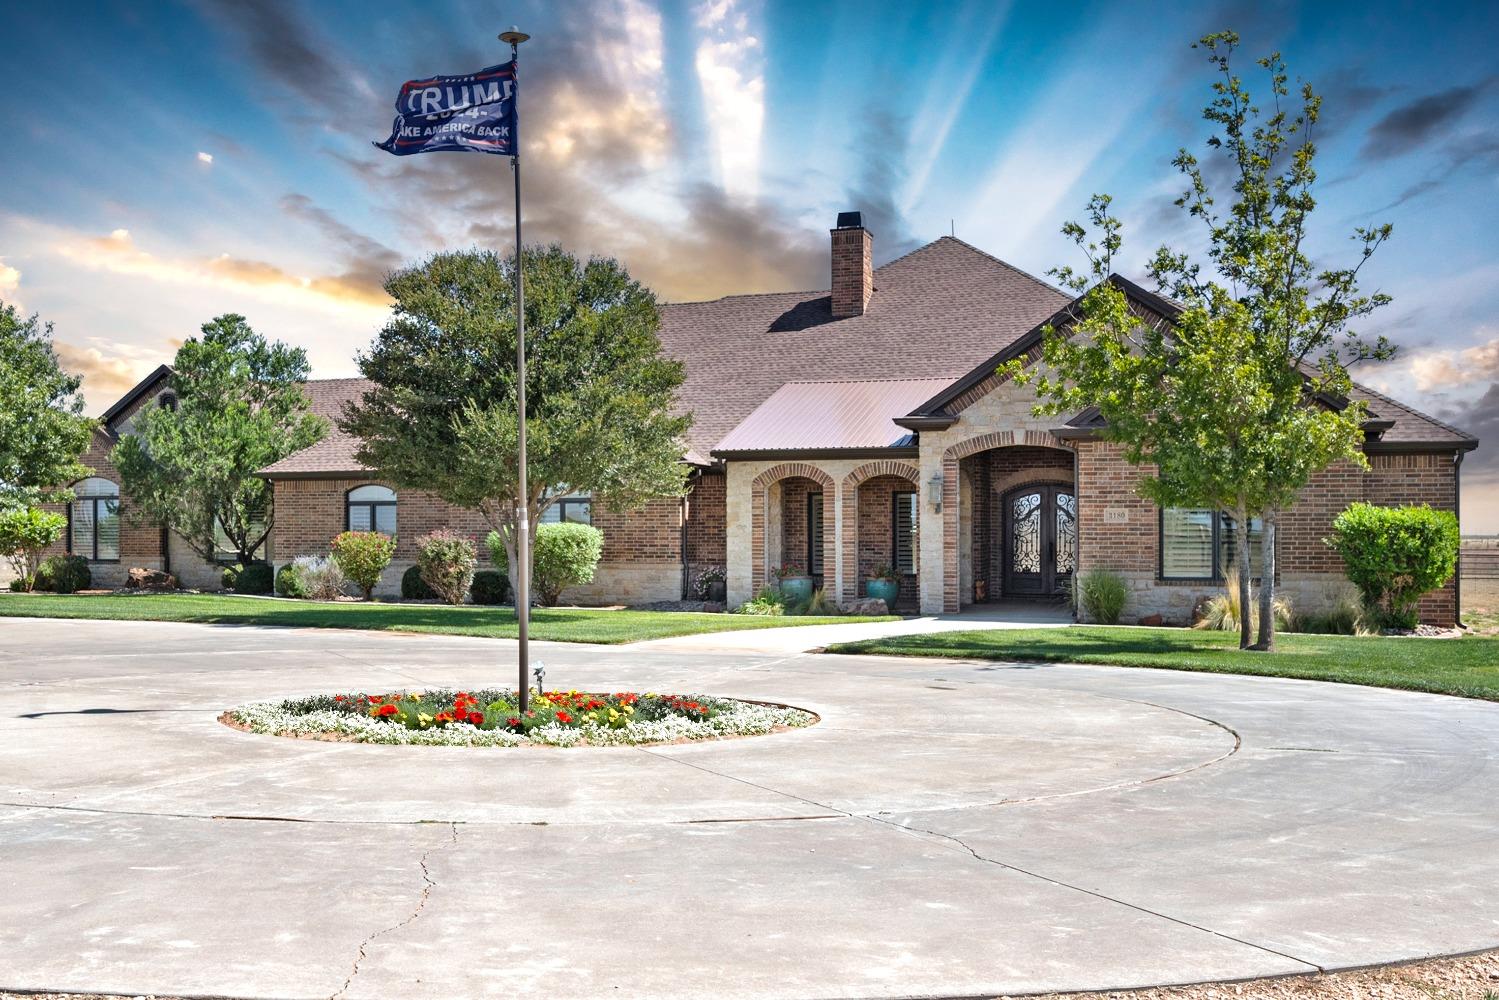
[1,616,1496,999]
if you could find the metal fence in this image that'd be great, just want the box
[1463,536,1499,580]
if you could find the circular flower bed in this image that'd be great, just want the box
[225,688,816,747]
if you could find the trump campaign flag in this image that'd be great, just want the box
[375,61,517,156]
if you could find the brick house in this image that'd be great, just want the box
[52,213,1478,623]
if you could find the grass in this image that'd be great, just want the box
[828,626,1499,701]
[0,592,895,645]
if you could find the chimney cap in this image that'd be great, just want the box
[834,211,864,230]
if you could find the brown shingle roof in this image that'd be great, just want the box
[258,378,371,477]
[658,236,1071,459]
[714,378,955,454]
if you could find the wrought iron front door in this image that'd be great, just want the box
[1003,484,1076,597]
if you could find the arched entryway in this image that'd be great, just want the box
[840,460,920,608]
[941,432,1076,611]
[999,482,1076,597]
[750,464,836,595]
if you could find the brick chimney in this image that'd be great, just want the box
[830,211,873,318]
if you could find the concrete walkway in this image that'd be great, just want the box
[2,616,1497,999]
[633,600,1073,653]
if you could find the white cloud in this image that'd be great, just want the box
[1406,330,1499,391]
[0,261,19,309]
[694,0,764,201]
[197,151,214,165]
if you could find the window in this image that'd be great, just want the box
[70,477,120,561]
[157,391,179,412]
[1160,508,1265,580]
[807,493,824,575]
[214,504,268,563]
[892,490,917,575]
[346,484,397,535]
[542,492,592,525]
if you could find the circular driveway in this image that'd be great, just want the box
[2,617,1497,999]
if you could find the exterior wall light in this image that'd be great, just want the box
[928,473,943,513]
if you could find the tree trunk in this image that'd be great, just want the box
[1252,511,1277,651]
[1235,503,1253,650]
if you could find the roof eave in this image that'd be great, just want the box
[99,364,173,426]
[893,415,955,431]
[1363,439,1477,455]
[712,445,920,462]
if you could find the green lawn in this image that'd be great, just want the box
[0,592,894,644]
[828,626,1499,701]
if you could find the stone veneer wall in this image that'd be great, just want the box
[1074,442,1462,626]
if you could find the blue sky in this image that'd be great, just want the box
[1,0,1496,526]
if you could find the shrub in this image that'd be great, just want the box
[294,555,347,601]
[401,564,436,600]
[470,569,509,605]
[417,529,477,605]
[1326,502,1460,629]
[329,531,396,600]
[691,565,726,599]
[0,506,67,592]
[736,587,784,616]
[532,522,604,606]
[275,562,309,599]
[1194,587,1293,633]
[36,554,91,594]
[1077,568,1127,625]
[231,562,274,595]
[802,587,842,616]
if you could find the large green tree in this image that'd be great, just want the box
[0,302,94,507]
[341,246,692,590]
[113,315,326,564]
[1026,32,1393,650]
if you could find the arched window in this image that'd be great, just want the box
[346,484,396,535]
[70,477,120,561]
[157,391,179,412]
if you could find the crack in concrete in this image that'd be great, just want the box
[642,723,1322,977]
[329,821,458,1000]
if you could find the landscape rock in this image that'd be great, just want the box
[840,597,890,616]
[126,567,177,591]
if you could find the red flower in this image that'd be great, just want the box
[506,717,521,727]
[377,704,398,717]
[556,711,573,724]
[468,712,484,725]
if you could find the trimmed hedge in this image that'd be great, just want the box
[230,562,274,595]
[36,554,91,594]
[471,569,510,605]
[401,564,436,600]
[1326,502,1459,628]
[276,563,309,599]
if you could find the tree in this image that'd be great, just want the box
[1025,32,1393,650]
[0,506,67,591]
[0,302,94,507]
[112,315,326,564]
[342,246,691,592]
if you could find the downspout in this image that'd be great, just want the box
[1455,450,1463,630]
[160,524,171,574]
[680,471,694,601]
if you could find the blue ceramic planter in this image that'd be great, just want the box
[778,576,814,604]
[866,578,899,610]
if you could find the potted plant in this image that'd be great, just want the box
[773,562,814,604]
[693,565,727,603]
[866,564,900,611]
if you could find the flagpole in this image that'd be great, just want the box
[501,26,530,714]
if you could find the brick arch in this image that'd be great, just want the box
[939,432,1075,613]
[839,460,919,600]
[750,463,837,594]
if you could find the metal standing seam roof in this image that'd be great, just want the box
[713,378,955,453]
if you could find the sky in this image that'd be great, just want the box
[1,0,1496,529]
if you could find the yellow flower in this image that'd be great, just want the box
[408,693,421,701]
[623,705,635,715]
